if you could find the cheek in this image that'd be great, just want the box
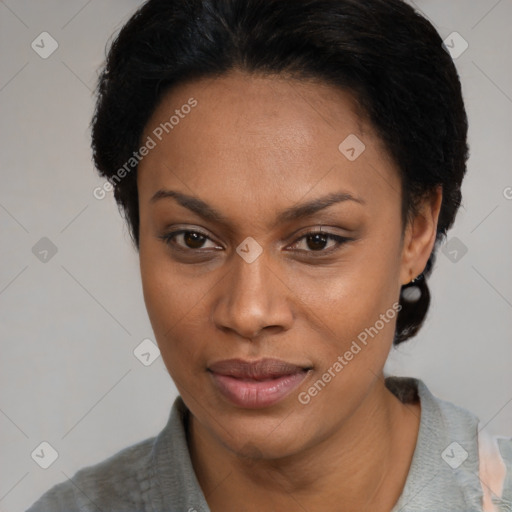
[140,261,179,334]
[291,257,398,340]
[140,237,199,327]
[139,243,215,375]
[289,258,401,391]
[297,282,399,419]
[140,268,204,395]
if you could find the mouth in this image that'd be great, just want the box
[208,358,312,409]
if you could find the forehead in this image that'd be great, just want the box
[137,70,400,220]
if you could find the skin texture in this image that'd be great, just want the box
[137,70,442,511]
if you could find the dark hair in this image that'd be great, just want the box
[91,0,469,345]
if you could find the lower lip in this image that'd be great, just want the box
[209,370,310,409]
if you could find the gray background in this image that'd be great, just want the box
[0,1,511,510]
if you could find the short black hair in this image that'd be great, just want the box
[91,0,469,345]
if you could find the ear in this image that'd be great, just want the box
[399,185,443,286]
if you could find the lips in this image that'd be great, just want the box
[208,358,312,408]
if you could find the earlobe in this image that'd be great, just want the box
[400,186,443,286]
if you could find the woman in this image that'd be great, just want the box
[27,0,511,510]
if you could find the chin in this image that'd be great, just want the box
[209,405,315,459]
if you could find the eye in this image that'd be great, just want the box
[159,228,351,256]
[159,229,221,251]
[288,230,351,254]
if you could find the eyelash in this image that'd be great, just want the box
[158,229,351,256]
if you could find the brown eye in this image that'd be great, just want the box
[159,230,220,251]
[289,231,351,254]
[183,231,207,249]
[305,233,329,251]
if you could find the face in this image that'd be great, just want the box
[137,70,438,459]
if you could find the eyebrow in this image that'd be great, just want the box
[150,189,365,227]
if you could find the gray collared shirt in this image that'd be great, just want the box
[27,377,512,512]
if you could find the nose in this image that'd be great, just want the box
[211,251,294,341]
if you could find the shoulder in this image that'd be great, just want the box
[26,396,205,512]
[26,435,157,512]
[417,378,512,510]
[387,376,512,511]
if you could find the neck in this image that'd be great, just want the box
[188,377,420,512]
